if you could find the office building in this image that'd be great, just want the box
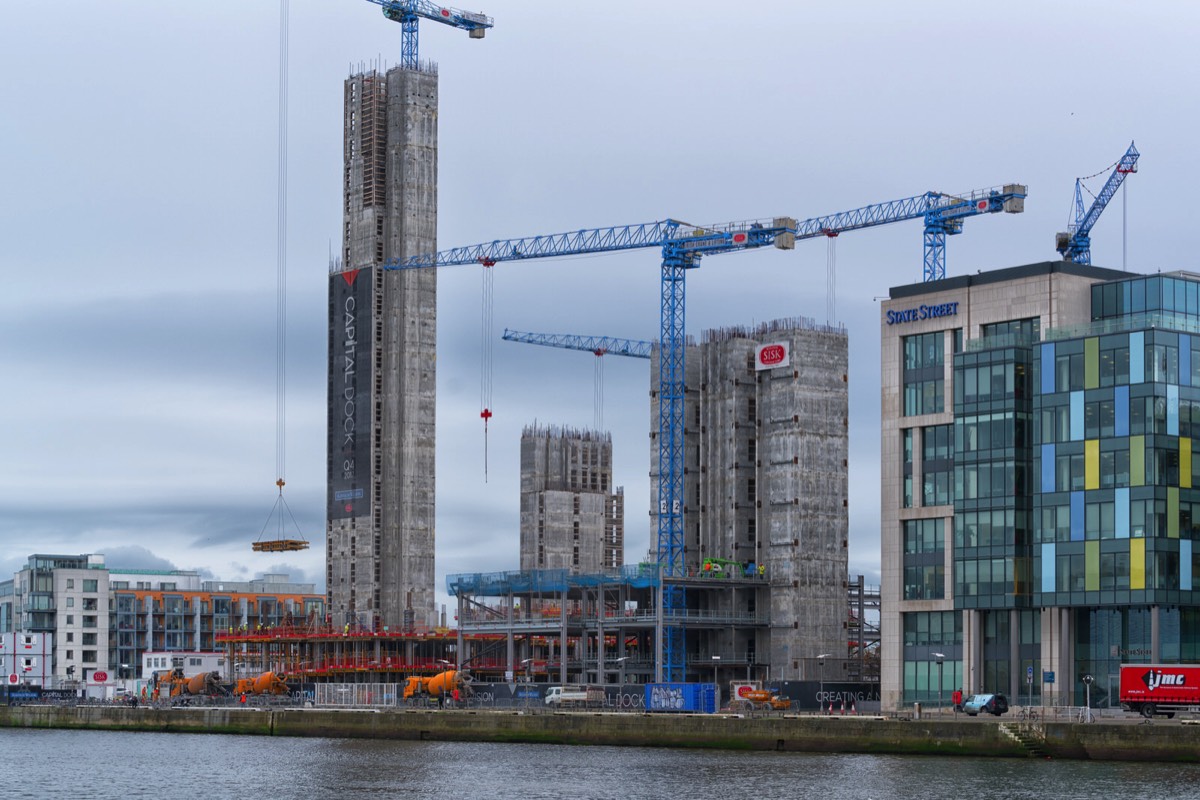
[878,261,1200,712]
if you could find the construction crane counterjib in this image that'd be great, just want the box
[369,0,493,34]
[365,0,492,70]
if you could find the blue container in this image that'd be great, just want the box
[645,682,717,713]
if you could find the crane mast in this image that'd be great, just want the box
[1056,142,1139,265]
[365,0,492,70]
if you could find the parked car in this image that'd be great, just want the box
[962,693,1008,716]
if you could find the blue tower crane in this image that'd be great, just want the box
[501,329,654,359]
[788,184,1027,282]
[1056,142,1140,265]
[394,216,797,680]
[365,0,493,70]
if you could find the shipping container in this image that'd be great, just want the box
[645,682,717,714]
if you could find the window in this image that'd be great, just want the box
[66,579,74,590]
[82,579,98,592]
[82,616,97,628]
[81,633,96,646]
[903,332,945,416]
[66,597,74,608]
[82,598,98,611]
[980,317,1040,346]
[82,651,97,664]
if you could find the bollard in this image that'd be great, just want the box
[914,701,922,720]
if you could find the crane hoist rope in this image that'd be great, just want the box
[480,258,496,481]
[255,0,307,553]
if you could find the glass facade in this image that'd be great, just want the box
[903,332,944,416]
[1032,328,1200,609]
[953,346,1032,610]
[902,610,962,704]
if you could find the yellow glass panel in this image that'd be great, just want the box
[1085,337,1099,389]
[1183,438,1193,490]
[1169,487,1179,538]
[1131,436,1145,487]
[1086,541,1100,591]
[1085,439,1099,490]
[1131,539,1146,590]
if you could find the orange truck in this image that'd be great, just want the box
[403,669,469,701]
[729,681,791,711]
[234,671,290,696]
[151,669,224,700]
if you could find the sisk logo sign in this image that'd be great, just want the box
[755,342,790,371]
[1143,669,1187,692]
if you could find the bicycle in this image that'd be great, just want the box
[1017,707,1039,721]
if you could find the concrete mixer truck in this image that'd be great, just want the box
[403,669,470,706]
[233,671,290,697]
[151,668,225,701]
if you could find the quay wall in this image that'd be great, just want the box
[2,706,1197,762]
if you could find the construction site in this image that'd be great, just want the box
[211,0,891,696]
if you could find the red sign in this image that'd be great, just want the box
[6,674,16,685]
[731,231,749,245]
[756,342,791,370]
[92,670,108,683]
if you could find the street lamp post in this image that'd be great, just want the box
[711,655,721,706]
[1082,673,1094,723]
[933,653,945,715]
[817,654,831,713]
[520,658,533,710]
[615,656,628,687]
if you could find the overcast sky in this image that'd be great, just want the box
[1,1,1194,612]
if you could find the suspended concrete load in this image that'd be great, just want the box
[253,479,309,552]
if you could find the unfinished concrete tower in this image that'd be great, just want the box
[327,65,438,630]
[650,318,849,677]
[520,426,624,573]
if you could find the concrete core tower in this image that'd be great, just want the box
[327,64,438,631]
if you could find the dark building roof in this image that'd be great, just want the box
[889,260,1138,300]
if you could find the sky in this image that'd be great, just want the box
[2,1,1196,614]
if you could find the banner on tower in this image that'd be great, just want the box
[328,269,374,520]
[755,341,791,371]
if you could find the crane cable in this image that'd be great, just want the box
[825,231,838,324]
[254,0,306,550]
[276,0,289,506]
[480,258,496,481]
[594,351,604,432]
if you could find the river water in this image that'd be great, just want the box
[5,728,1200,799]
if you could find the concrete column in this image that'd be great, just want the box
[1009,608,1020,701]
[1152,606,1160,663]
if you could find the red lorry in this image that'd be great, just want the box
[1119,664,1200,719]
